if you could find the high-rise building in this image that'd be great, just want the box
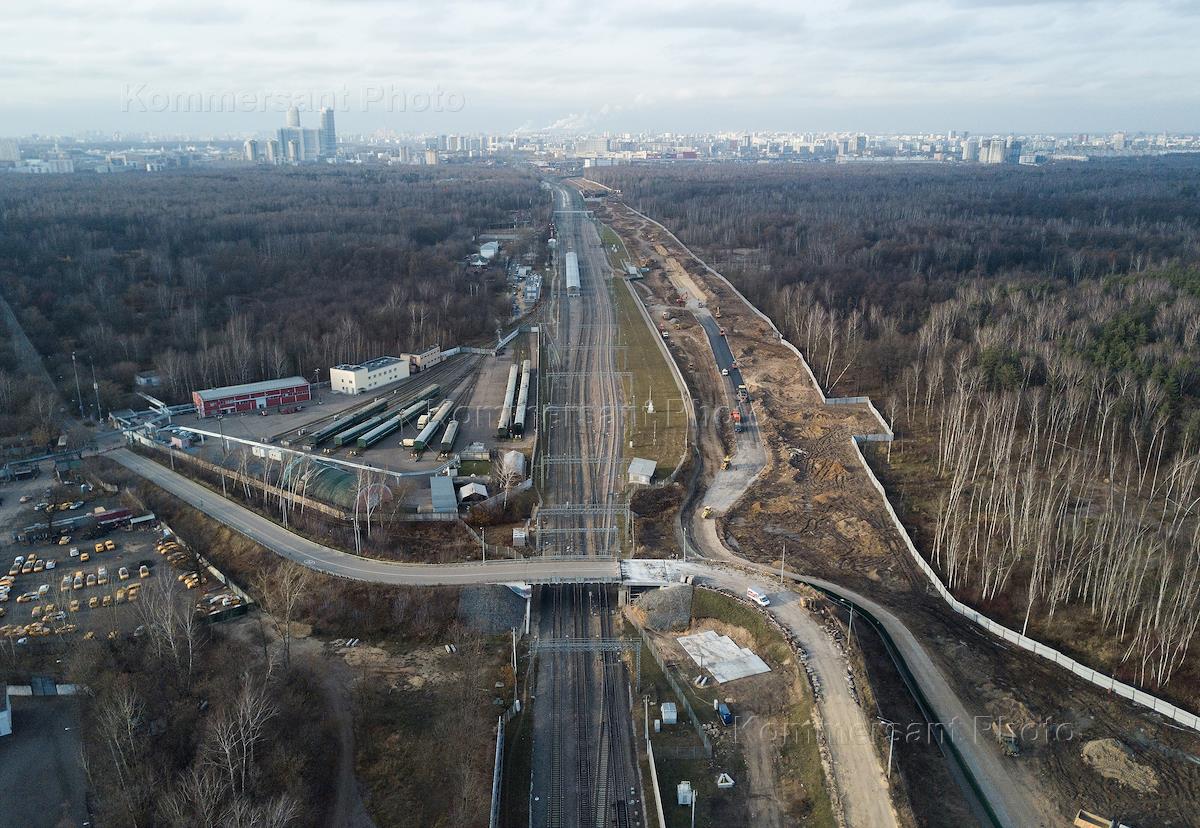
[266,139,281,164]
[0,138,19,164]
[277,109,323,163]
[243,139,260,162]
[286,106,301,128]
[319,108,336,158]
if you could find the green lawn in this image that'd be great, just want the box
[609,275,688,480]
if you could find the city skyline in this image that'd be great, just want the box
[3,0,1200,135]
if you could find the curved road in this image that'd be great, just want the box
[110,448,619,585]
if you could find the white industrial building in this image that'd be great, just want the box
[0,685,10,737]
[411,345,443,371]
[329,356,410,394]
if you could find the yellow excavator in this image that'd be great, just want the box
[721,456,731,470]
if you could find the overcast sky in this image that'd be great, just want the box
[4,0,1199,136]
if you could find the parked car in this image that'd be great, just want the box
[72,574,83,590]
[104,539,116,552]
[58,535,71,545]
[45,559,55,570]
[69,547,80,558]
[118,567,130,581]
[746,587,771,607]
[139,565,150,579]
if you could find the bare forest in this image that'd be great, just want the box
[591,159,1200,702]
[0,165,543,449]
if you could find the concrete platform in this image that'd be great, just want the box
[677,629,770,683]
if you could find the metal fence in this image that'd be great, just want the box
[626,202,1200,735]
[639,628,712,757]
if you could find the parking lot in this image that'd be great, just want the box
[2,483,245,642]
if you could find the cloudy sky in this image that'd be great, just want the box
[4,0,1199,136]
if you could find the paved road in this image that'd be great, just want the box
[109,448,620,585]
[692,310,768,512]
[688,563,899,828]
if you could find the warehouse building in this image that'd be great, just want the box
[411,345,443,371]
[329,356,410,394]
[192,377,311,418]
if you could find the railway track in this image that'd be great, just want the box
[532,183,641,828]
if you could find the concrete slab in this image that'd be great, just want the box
[677,629,770,683]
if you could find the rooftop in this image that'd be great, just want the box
[628,457,657,479]
[194,376,308,402]
[430,475,458,513]
[333,355,408,373]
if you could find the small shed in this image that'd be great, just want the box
[458,482,490,504]
[501,450,527,479]
[430,475,458,513]
[628,457,657,486]
[677,781,693,806]
[660,702,677,725]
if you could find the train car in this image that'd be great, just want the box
[413,399,455,453]
[496,363,519,438]
[565,251,581,297]
[512,359,531,437]
[332,413,388,447]
[303,399,388,448]
[355,413,405,450]
[438,420,460,455]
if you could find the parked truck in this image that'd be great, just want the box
[731,410,743,433]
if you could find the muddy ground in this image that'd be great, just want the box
[597,197,1200,827]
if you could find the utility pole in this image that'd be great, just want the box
[90,359,101,421]
[482,527,486,562]
[779,540,786,588]
[71,352,84,419]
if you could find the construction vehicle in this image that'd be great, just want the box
[731,410,744,433]
[1075,806,1128,825]
[714,307,721,318]
[991,720,1020,756]
[721,456,731,470]
[702,506,713,519]
[737,384,749,402]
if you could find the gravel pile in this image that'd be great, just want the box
[632,584,694,631]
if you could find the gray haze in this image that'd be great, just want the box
[4,0,1199,135]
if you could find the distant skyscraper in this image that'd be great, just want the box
[0,138,19,164]
[286,106,301,128]
[243,139,260,162]
[319,108,336,158]
[266,139,281,164]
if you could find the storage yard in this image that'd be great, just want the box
[1,487,243,643]
[154,346,538,516]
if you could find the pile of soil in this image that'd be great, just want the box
[629,583,693,631]
[1081,738,1160,793]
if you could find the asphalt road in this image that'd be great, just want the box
[109,448,620,585]
[692,309,767,512]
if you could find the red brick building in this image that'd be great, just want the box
[192,377,310,418]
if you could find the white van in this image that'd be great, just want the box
[746,587,770,607]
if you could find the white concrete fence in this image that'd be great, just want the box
[622,204,1200,735]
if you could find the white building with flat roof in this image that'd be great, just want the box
[329,356,410,394]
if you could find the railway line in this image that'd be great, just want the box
[531,182,641,828]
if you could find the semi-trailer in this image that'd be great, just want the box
[512,359,531,437]
[496,363,519,438]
